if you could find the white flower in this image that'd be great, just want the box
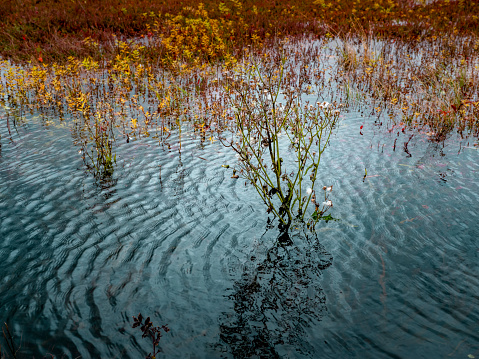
[318,101,330,109]
[322,200,333,207]
[322,185,333,192]
[306,188,313,195]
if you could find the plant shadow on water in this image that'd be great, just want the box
[217,225,333,358]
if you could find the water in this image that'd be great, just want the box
[1,108,479,358]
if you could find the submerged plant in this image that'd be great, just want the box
[132,313,169,359]
[219,54,341,227]
[1,323,18,359]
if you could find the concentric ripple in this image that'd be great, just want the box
[1,109,478,358]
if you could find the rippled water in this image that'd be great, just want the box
[1,108,479,358]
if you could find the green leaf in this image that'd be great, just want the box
[319,214,338,223]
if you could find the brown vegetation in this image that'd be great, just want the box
[1,0,478,63]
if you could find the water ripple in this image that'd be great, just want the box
[1,112,479,357]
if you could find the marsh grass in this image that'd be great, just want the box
[335,30,479,140]
[217,48,340,226]
[1,0,478,63]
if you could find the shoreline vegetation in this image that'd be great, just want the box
[1,0,478,63]
[0,0,476,136]
[0,0,478,223]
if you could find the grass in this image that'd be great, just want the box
[335,29,479,139]
[0,0,477,177]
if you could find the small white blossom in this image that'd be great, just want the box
[306,188,313,195]
[322,185,333,192]
[322,200,333,207]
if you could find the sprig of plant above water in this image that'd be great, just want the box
[218,53,341,227]
[132,313,169,359]
[76,102,117,179]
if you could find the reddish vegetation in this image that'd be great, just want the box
[0,0,478,63]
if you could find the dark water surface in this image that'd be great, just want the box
[1,109,478,358]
